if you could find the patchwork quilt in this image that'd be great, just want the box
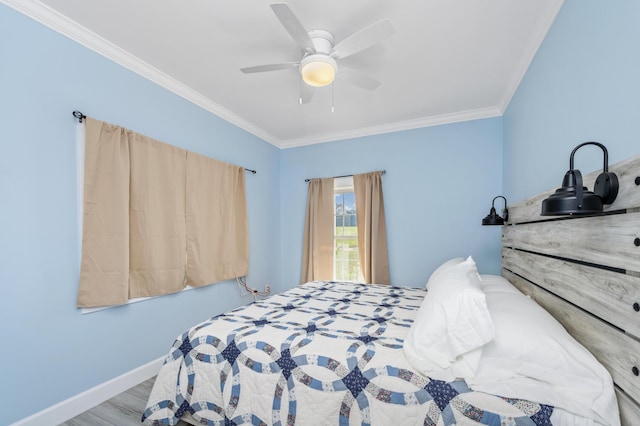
[142,281,553,425]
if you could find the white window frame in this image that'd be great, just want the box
[333,177,362,282]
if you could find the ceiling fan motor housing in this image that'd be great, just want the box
[307,29,334,54]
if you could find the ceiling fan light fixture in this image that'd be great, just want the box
[300,55,336,87]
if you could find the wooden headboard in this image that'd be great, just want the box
[501,154,640,425]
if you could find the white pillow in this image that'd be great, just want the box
[425,257,464,288]
[467,287,619,426]
[479,274,522,294]
[404,256,495,382]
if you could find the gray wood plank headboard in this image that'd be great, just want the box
[501,153,640,425]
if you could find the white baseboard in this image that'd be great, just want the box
[11,356,165,426]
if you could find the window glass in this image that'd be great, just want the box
[334,178,361,282]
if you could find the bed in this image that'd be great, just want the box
[142,277,617,425]
[142,152,640,426]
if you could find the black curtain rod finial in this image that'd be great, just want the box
[72,110,86,123]
[245,168,257,174]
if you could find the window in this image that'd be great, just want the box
[334,177,362,282]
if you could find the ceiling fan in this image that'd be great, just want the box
[240,3,395,104]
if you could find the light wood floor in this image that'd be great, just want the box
[60,377,190,426]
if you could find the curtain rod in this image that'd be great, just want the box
[72,110,257,175]
[304,170,386,182]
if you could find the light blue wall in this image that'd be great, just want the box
[503,0,640,202]
[0,5,280,424]
[280,118,505,289]
[2,2,507,423]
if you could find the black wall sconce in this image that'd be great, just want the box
[482,196,508,226]
[541,141,618,216]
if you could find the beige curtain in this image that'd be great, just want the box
[353,171,390,284]
[301,178,334,283]
[128,132,187,299]
[186,152,249,286]
[78,118,131,307]
[78,118,249,307]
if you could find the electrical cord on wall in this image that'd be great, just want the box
[236,276,271,300]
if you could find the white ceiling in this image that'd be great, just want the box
[5,0,564,148]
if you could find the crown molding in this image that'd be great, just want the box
[278,106,503,149]
[1,0,280,147]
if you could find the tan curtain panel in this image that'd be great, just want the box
[128,132,187,299]
[353,171,390,285]
[77,118,131,307]
[186,152,249,286]
[301,178,334,283]
[78,118,249,307]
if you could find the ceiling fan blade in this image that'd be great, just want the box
[332,18,395,59]
[299,82,316,104]
[240,62,299,73]
[338,66,381,91]
[270,3,315,53]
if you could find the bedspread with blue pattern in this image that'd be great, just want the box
[142,281,553,425]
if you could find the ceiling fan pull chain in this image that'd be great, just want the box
[299,74,303,105]
[332,82,335,113]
